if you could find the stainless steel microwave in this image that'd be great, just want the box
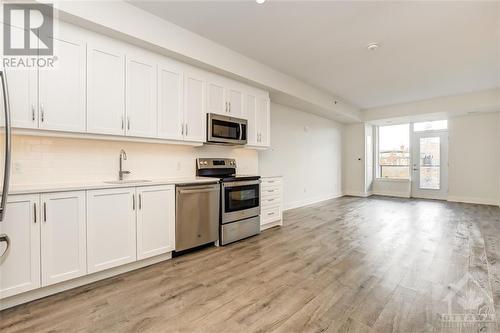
[207,113,247,145]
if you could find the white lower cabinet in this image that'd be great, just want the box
[40,191,86,287]
[260,177,283,230]
[136,185,175,260]
[0,195,40,299]
[86,188,137,274]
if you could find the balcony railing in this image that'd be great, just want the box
[379,165,410,179]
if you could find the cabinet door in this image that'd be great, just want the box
[257,97,271,147]
[87,40,126,135]
[136,185,175,260]
[184,71,206,142]
[245,94,258,146]
[1,24,38,129]
[0,195,40,299]
[38,24,86,132]
[126,52,157,138]
[157,61,183,140]
[87,188,136,273]
[40,191,86,287]
[226,87,243,117]
[206,81,225,115]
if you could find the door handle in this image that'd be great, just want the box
[228,102,231,113]
[43,202,47,222]
[40,104,44,122]
[132,194,136,210]
[0,234,10,259]
[139,194,142,210]
[31,105,36,121]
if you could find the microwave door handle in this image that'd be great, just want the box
[0,70,12,222]
[238,123,242,140]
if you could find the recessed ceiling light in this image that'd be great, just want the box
[256,0,266,4]
[367,43,380,51]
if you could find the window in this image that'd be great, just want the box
[377,124,410,179]
[413,120,448,132]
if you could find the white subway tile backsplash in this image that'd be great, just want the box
[4,135,259,186]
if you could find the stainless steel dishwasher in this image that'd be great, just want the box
[175,182,220,251]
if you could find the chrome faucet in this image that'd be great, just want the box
[119,149,130,181]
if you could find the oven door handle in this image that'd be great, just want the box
[223,180,261,188]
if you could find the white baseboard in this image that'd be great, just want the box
[447,196,499,206]
[284,193,343,211]
[1,252,172,310]
[372,190,411,198]
[344,191,372,198]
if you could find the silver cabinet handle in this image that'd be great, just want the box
[139,194,142,210]
[33,203,37,223]
[225,102,228,113]
[0,234,10,259]
[43,202,47,222]
[181,123,184,135]
[0,70,12,222]
[132,194,136,210]
[127,117,130,131]
[185,124,188,136]
[40,104,44,122]
[121,116,124,130]
[229,102,231,113]
[31,105,35,121]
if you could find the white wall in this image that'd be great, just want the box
[342,123,367,196]
[448,113,500,205]
[365,124,374,193]
[6,135,258,186]
[259,103,343,210]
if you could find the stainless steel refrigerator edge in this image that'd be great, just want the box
[0,68,12,259]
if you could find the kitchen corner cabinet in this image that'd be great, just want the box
[86,188,137,273]
[246,94,271,147]
[136,185,175,260]
[0,195,40,299]
[40,191,86,287]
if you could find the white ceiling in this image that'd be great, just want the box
[130,1,500,110]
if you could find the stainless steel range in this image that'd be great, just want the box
[197,158,261,245]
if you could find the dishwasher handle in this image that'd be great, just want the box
[178,185,219,194]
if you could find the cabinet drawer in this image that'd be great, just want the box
[261,205,282,224]
[261,178,282,187]
[261,186,282,198]
[261,195,281,208]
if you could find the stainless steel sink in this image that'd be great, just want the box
[104,179,152,184]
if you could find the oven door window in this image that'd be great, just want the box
[224,184,259,212]
[212,119,240,140]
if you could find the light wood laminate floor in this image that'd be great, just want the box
[1,196,500,332]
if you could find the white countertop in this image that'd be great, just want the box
[5,178,219,195]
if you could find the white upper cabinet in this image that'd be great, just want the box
[5,67,37,129]
[246,94,258,146]
[87,38,126,136]
[38,24,86,132]
[207,80,225,115]
[86,188,137,273]
[126,50,157,138]
[40,191,86,287]
[206,78,244,118]
[157,59,183,141]
[184,70,206,142]
[256,97,271,147]
[226,86,243,117]
[136,185,175,260]
[0,195,40,299]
